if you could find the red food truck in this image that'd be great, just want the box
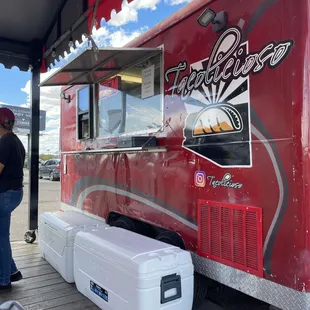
[40,0,308,309]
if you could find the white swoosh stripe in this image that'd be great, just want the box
[251,125,284,254]
[73,127,283,256]
[76,185,198,231]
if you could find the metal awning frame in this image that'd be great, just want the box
[40,47,163,87]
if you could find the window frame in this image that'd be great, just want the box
[76,84,95,141]
[94,49,165,140]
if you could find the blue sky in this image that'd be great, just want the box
[0,67,29,106]
[0,0,190,153]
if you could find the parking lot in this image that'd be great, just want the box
[10,169,60,242]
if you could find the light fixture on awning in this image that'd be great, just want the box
[40,47,162,87]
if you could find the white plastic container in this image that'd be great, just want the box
[74,227,194,310]
[38,210,109,283]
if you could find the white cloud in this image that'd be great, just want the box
[46,118,60,128]
[18,69,62,154]
[164,0,191,5]
[21,73,62,121]
[93,26,148,47]
[19,129,60,155]
[0,101,13,106]
[52,24,147,70]
[107,0,160,27]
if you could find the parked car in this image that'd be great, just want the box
[39,159,60,181]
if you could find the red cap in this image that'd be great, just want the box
[0,107,15,126]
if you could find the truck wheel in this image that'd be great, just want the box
[113,217,139,233]
[49,172,55,181]
[155,231,185,249]
[156,231,207,310]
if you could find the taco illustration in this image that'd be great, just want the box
[192,103,243,137]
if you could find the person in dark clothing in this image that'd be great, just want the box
[0,107,25,290]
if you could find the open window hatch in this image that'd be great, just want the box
[40,46,166,154]
[40,47,162,87]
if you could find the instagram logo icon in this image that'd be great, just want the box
[194,171,206,187]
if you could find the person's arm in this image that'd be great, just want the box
[0,137,11,175]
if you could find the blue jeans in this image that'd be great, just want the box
[0,189,23,285]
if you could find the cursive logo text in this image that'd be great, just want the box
[208,173,243,189]
[165,26,293,101]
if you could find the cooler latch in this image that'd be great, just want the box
[160,273,182,304]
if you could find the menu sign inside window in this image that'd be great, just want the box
[141,65,155,99]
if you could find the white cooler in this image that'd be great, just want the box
[74,227,194,310]
[38,210,109,283]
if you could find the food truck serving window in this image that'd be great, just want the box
[96,53,163,138]
[39,47,163,146]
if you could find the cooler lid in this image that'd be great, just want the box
[39,211,108,239]
[75,227,192,275]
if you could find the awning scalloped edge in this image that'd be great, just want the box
[46,0,135,71]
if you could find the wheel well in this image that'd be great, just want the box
[107,212,185,248]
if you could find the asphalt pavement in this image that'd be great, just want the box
[10,169,61,241]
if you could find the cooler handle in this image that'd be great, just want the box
[160,273,182,304]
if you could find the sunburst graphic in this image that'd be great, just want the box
[189,63,248,107]
[184,41,250,115]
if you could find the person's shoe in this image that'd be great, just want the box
[11,271,23,282]
[0,282,12,291]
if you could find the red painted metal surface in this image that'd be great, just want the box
[197,200,263,277]
[59,0,310,295]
